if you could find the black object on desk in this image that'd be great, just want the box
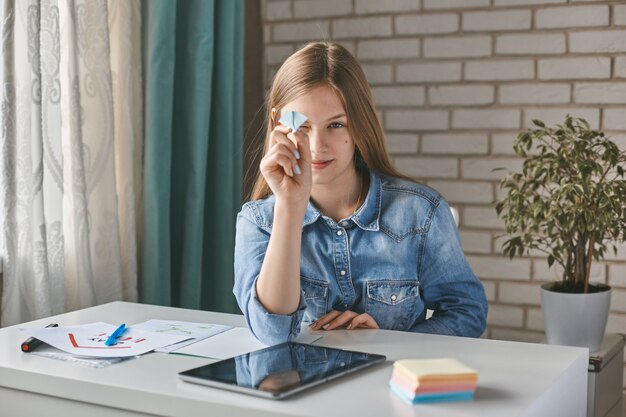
[21,323,58,352]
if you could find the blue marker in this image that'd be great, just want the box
[105,323,127,346]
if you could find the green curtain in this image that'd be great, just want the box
[141,0,243,313]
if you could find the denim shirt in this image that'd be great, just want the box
[233,172,488,345]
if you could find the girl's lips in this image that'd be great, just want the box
[311,160,332,169]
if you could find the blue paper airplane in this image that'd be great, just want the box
[279,110,308,131]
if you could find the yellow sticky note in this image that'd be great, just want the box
[394,358,479,383]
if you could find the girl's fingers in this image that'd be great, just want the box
[309,310,378,331]
[347,313,379,330]
[309,310,341,330]
[262,150,298,177]
[271,130,302,161]
[322,310,358,330]
[289,130,310,163]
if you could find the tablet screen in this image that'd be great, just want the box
[178,342,386,399]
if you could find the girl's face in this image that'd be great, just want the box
[280,84,357,189]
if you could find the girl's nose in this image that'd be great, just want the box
[308,128,327,152]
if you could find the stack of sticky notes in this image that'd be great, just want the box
[389,358,479,404]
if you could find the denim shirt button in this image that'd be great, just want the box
[341,221,349,227]
[337,230,343,236]
[340,270,346,276]
[390,294,397,301]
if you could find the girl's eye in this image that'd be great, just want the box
[299,125,310,131]
[329,122,344,129]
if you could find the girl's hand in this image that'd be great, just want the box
[309,310,379,331]
[260,125,312,208]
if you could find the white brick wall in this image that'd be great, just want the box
[424,36,491,58]
[422,133,489,154]
[453,109,520,129]
[424,0,490,10]
[262,0,626,389]
[393,157,457,178]
[603,109,626,130]
[462,158,523,180]
[496,34,566,55]
[396,14,459,35]
[574,82,626,104]
[499,283,541,305]
[266,1,292,21]
[429,85,494,106]
[357,39,420,59]
[616,5,626,26]
[610,265,626,288]
[397,62,462,82]
[535,5,609,29]
[495,0,565,5]
[427,180,493,203]
[523,107,600,129]
[355,0,420,14]
[527,308,544,331]
[462,10,531,31]
[500,83,571,104]
[385,133,419,154]
[459,230,492,254]
[332,17,392,39]
[465,60,534,81]
[569,30,626,53]
[491,132,518,155]
[487,305,525,327]
[386,110,448,131]
[538,57,611,80]
[272,21,330,42]
[463,207,505,229]
[361,64,392,84]
[616,57,626,78]
[483,280,497,301]
[372,86,425,106]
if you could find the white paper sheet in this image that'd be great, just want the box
[131,320,233,353]
[31,345,136,368]
[174,326,322,359]
[174,327,266,359]
[23,322,189,358]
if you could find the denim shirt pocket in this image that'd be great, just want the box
[301,277,329,321]
[365,280,421,330]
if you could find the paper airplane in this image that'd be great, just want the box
[279,110,308,131]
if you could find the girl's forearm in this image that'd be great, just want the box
[256,202,306,315]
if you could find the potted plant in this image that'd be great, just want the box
[495,116,626,352]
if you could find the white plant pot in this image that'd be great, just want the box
[540,282,611,353]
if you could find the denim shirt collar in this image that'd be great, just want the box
[302,171,381,231]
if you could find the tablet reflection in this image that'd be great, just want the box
[234,342,370,394]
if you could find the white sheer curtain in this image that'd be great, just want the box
[0,0,141,326]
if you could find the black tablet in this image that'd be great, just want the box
[178,341,386,399]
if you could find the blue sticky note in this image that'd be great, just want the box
[389,382,475,405]
[279,110,308,131]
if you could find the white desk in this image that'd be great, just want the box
[0,301,588,417]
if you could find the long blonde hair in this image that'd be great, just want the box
[250,41,409,201]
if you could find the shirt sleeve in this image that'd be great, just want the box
[233,204,306,345]
[409,200,488,338]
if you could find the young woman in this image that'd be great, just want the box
[234,42,487,345]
